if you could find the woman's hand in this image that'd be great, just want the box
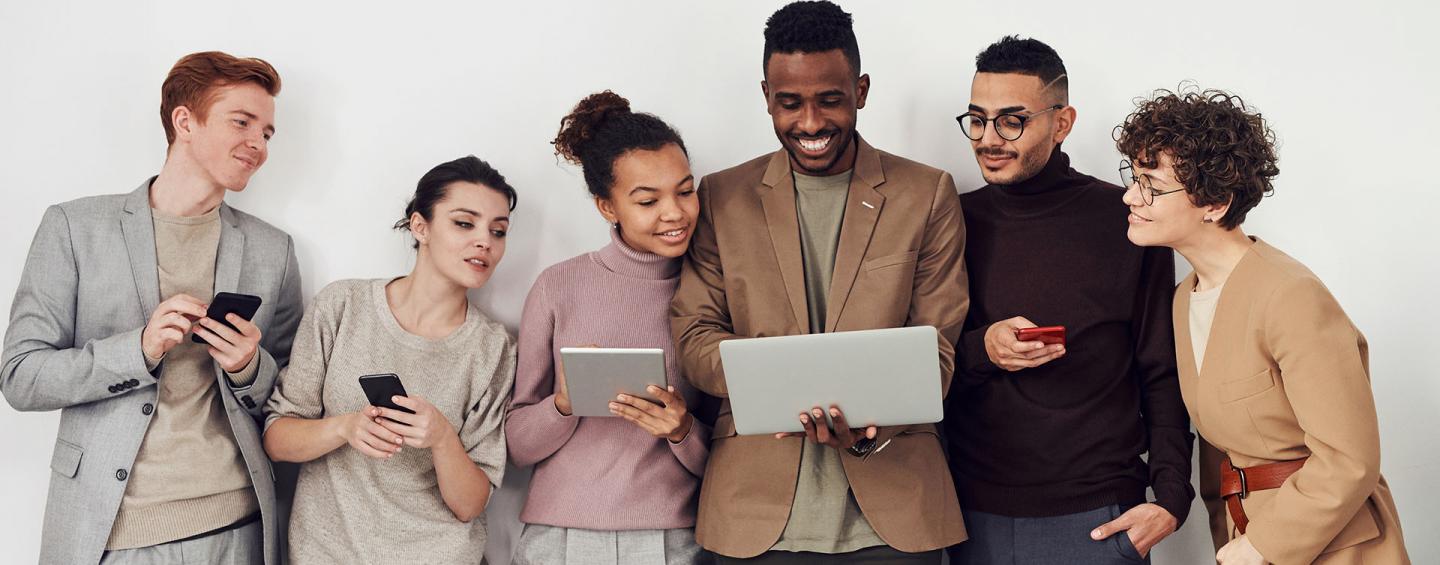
[554,343,598,416]
[335,407,404,459]
[376,395,457,450]
[609,385,693,443]
[1216,535,1267,565]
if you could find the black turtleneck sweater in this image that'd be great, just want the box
[943,148,1195,523]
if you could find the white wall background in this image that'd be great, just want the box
[2,1,1436,563]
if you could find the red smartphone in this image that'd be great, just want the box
[1015,325,1066,346]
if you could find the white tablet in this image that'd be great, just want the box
[558,348,667,417]
[718,326,942,435]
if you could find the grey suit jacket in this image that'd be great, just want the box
[1,180,303,565]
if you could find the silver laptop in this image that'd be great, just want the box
[718,326,943,436]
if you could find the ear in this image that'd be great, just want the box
[1204,195,1233,224]
[855,73,871,110]
[761,80,774,114]
[171,105,195,143]
[409,211,430,245]
[594,197,619,226]
[1053,105,1076,144]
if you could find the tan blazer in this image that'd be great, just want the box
[1175,239,1408,565]
[670,137,968,557]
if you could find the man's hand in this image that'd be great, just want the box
[1089,502,1178,558]
[141,294,208,361]
[775,405,877,450]
[984,316,1065,371]
[194,313,263,373]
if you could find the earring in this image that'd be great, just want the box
[1202,218,1215,224]
[612,222,620,229]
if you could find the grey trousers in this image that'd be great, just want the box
[512,523,704,565]
[714,545,942,564]
[947,504,1148,565]
[98,518,262,565]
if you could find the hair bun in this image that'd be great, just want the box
[552,90,631,165]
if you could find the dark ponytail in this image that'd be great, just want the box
[551,90,686,198]
[394,155,518,248]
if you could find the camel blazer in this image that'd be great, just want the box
[1,181,303,565]
[1175,239,1408,565]
[670,137,969,557]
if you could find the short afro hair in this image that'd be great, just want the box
[1115,86,1279,229]
[763,1,861,77]
[975,36,1068,100]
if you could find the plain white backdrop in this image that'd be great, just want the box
[2,1,1437,563]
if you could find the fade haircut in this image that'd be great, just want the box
[763,1,861,77]
[975,36,1068,102]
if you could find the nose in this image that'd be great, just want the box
[658,197,683,223]
[1121,181,1143,207]
[978,118,1006,147]
[799,103,823,135]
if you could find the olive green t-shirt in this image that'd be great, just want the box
[772,170,886,553]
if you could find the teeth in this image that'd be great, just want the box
[660,229,683,237]
[467,259,486,266]
[797,136,831,152]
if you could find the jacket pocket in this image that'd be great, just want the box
[1220,368,1276,403]
[50,438,83,478]
[862,250,919,272]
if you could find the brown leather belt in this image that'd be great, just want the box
[1219,457,1307,534]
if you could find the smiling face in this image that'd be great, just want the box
[595,143,698,258]
[967,72,1071,185]
[172,82,276,192]
[410,181,511,289]
[763,50,870,176]
[1123,152,1221,248]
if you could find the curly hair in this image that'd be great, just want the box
[1114,86,1279,229]
[763,1,860,77]
[552,90,686,199]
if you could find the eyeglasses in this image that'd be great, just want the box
[956,104,1064,141]
[1119,159,1187,206]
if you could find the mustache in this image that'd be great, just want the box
[976,147,1018,159]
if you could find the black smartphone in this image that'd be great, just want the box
[191,292,263,344]
[358,373,415,415]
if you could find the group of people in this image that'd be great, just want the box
[0,2,1410,564]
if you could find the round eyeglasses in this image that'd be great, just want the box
[956,104,1064,141]
[1119,160,1186,206]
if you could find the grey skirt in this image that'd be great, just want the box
[511,523,703,565]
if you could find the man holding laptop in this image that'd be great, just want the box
[670,2,969,562]
[942,36,1194,564]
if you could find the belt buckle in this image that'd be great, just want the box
[1235,465,1249,499]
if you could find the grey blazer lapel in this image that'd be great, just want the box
[214,204,245,295]
[120,181,161,316]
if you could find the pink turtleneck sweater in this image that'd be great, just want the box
[505,230,710,531]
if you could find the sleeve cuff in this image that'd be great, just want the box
[225,354,261,387]
[143,349,164,373]
[1153,483,1193,528]
[961,326,1002,377]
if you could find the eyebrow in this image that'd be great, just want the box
[775,89,845,99]
[968,104,1028,114]
[628,175,696,197]
[233,110,276,135]
[450,208,510,223]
